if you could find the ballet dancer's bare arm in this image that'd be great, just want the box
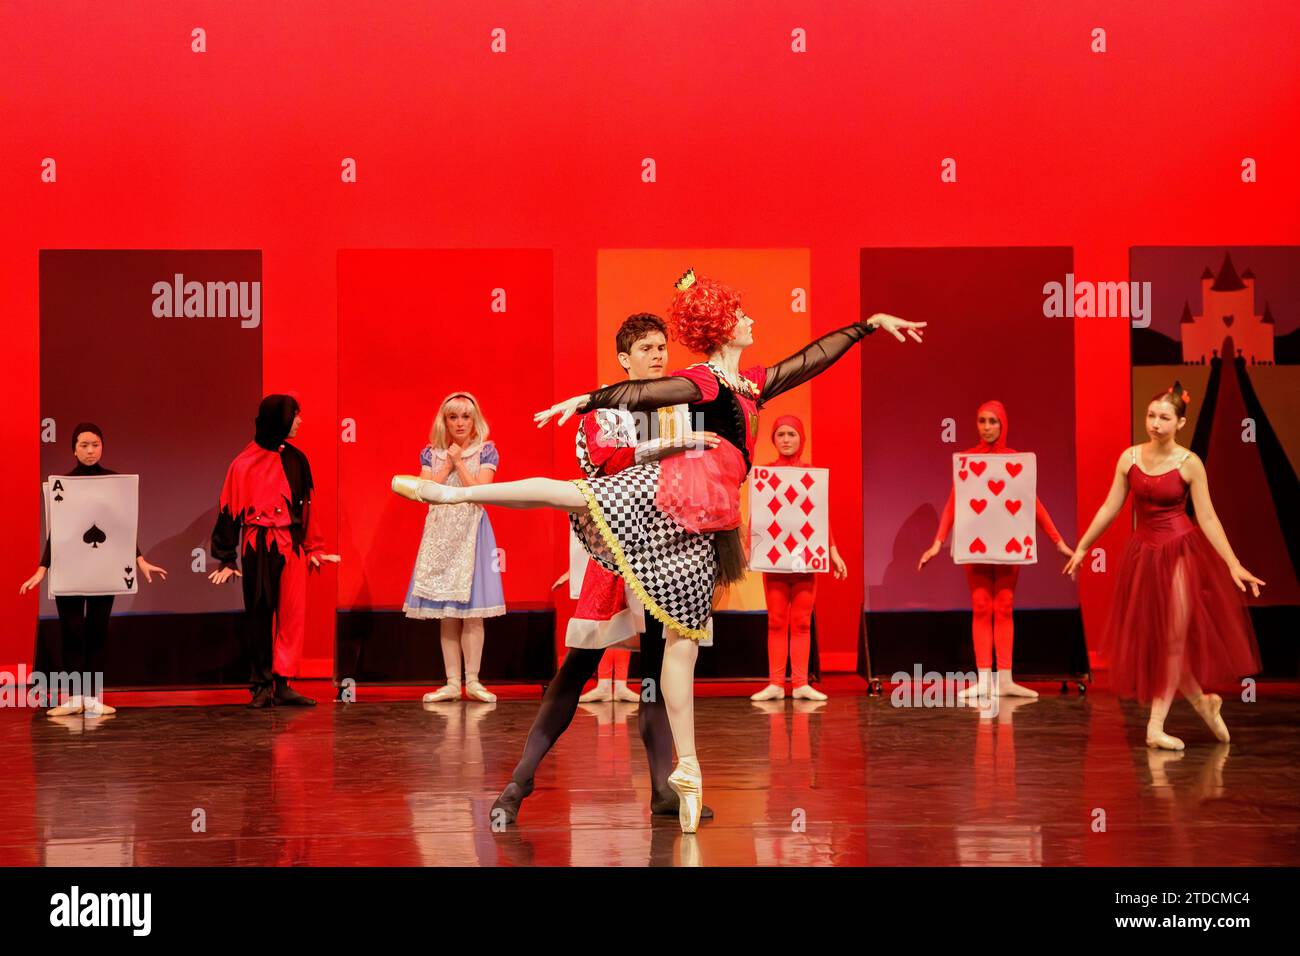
[1182,453,1265,596]
[1063,448,1134,578]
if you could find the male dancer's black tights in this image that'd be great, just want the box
[506,616,673,800]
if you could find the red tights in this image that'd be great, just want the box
[597,647,630,681]
[966,564,1019,670]
[763,573,817,686]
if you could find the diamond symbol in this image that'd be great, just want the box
[766,520,782,539]
[784,486,798,504]
[767,546,781,564]
[800,521,815,540]
[816,545,826,557]
[766,497,782,516]
[800,498,814,516]
[801,472,815,489]
[755,480,765,491]
[768,474,782,490]
[783,533,798,553]
[802,546,814,564]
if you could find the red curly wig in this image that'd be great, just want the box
[668,274,742,355]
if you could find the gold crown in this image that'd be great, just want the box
[674,268,696,292]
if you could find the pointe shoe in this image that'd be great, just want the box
[667,756,703,834]
[613,682,640,702]
[651,790,715,820]
[792,683,828,701]
[82,697,116,717]
[391,476,460,504]
[579,680,614,703]
[47,695,85,718]
[422,683,462,703]
[465,680,497,703]
[996,671,1039,699]
[1146,728,1186,751]
[1192,693,1230,743]
[491,779,535,827]
[749,683,785,701]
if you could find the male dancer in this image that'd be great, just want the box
[491,314,719,824]
[209,394,339,707]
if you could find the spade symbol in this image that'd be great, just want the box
[83,524,107,549]
[54,494,63,502]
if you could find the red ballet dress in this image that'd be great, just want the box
[1101,450,1261,702]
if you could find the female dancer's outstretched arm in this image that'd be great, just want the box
[1064,448,1133,576]
[763,315,923,403]
[1183,454,1265,596]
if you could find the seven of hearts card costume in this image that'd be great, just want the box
[932,401,1064,671]
[211,396,327,684]
[570,322,876,640]
[401,441,505,620]
[1102,447,1260,702]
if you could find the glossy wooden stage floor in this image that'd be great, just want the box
[2,678,1298,867]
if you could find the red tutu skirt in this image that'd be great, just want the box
[655,442,747,533]
[1102,526,1261,702]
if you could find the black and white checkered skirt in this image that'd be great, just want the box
[570,462,717,641]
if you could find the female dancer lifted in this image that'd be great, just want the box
[392,269,924,831]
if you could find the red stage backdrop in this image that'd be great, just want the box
[336,248,555,612]
[3,2,1298,679]
[860,247,1079,613]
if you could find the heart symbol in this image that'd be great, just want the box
[1005,499,1022,515]
[1006,462,1023,477]
[970,461,987,476]
[1023,535,1033,545]
[958,470,968,481]
[1004,537,1022,554]
[987,479,1005,496]
[969,537,987,554]
[969,498,987,514]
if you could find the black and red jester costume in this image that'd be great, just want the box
[211,395,326,707]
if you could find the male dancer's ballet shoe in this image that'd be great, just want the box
[613,683,641,703]
[465,680,497,703]
[792,683,828,701]
[422,683,462,703]
[1146,728,1185,751]
[651,790,715,820]
[996,671,1039,698]
[47,695,85,717]
[667,756,703,834]
[391,475,462,504]
[579,680,614,703]
[82,697,116,717]
[491,779,535,826]
[750,683,785,701]
[248,684,275,709]
[1190,693,1230,743]
[274,678,317,707]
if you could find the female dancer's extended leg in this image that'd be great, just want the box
[394,475,586,511]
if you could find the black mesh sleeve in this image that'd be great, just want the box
[761,322,874,405]
[584,376,703,413]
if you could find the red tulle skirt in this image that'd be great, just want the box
[655,443,747,533]
[1102,526,1261,702]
